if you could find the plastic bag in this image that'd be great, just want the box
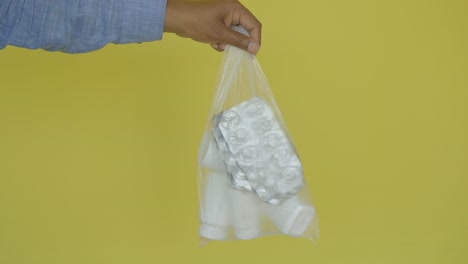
[197,27,319,243]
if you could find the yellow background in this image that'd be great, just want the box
[1,0,467,263]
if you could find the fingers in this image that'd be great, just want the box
[221,2,261,54]
[211,43,227,52]
[231,5,262,46]
[247,40,260,54]
[211,43,223,52]
[219,27,260,54]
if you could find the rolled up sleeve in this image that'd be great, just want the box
[0,0,167,53]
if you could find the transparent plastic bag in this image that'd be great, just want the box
[197,27,319,243]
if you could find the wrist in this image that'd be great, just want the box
[164,0,185,34]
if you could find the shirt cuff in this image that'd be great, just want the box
[118,0,167,44]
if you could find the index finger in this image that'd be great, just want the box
[232,5,262,45]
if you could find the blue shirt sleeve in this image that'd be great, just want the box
[0,0,167,53]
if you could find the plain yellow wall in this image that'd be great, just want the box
[0,0,467,263]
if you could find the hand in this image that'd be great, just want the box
[164,0,261,54]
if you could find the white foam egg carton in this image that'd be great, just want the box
[212,97,304,204]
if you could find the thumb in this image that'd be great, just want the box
[221,28,260,54]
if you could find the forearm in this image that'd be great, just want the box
[0,0,167,53]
